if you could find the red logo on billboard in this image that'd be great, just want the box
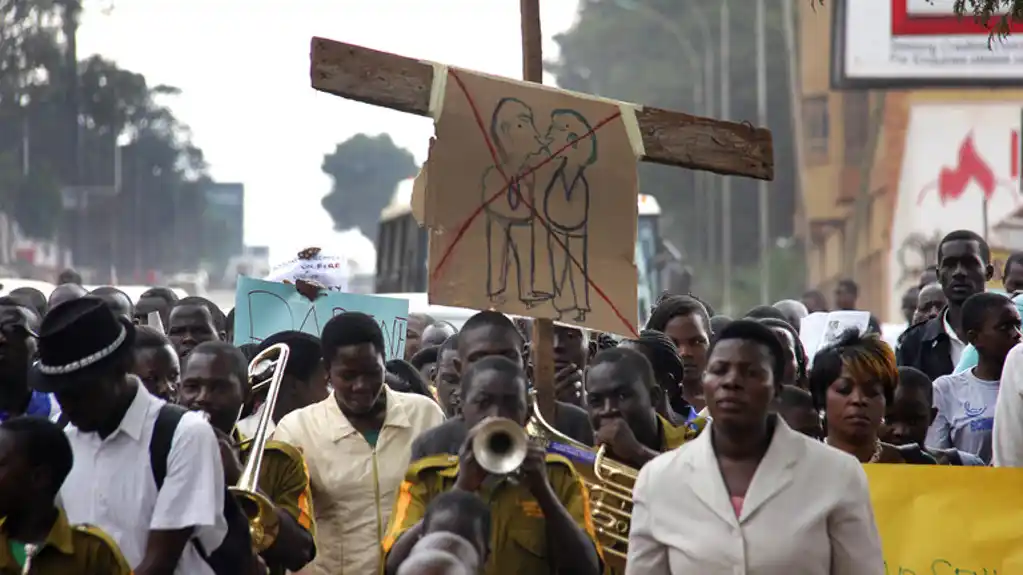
[1013,127,1020,181]
[891,0,1023,36]
[917,133,1018,205]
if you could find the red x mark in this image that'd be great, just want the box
[429,69,638,337]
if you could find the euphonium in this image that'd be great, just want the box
[230,343,290,553]
[472,417,529,475]
[526,400,637,567]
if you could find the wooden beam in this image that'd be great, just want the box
[310,37,775,181]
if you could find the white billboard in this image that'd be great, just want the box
[832,0,1023,88]
[886,104,1022,321]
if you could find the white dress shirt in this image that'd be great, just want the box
[627,417,884,575]
[994,342,1023,466]
[943,310,966,367]
[273,386,445,575]
[59,381,227,574]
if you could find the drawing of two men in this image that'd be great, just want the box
[482,97,596,321]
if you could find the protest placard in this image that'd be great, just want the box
[233,276,409,359]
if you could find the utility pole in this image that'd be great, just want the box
[756,0,770,304]
[720,0,733,314]
[61,0,83,262]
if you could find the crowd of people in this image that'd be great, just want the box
[0,228,1018,574]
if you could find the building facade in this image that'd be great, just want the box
[796,0,1023,321]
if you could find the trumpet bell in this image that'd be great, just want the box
[229,486,281,553]
[472,417,528,475]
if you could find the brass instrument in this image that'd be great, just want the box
[230,342,290,553]
[472,417,529,475]
[526,401,638,567]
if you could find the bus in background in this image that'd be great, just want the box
[375,179,666,329]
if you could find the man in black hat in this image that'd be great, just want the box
[0,296,53,423]
[30,296,228,575]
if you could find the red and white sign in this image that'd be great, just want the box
[834,0,1023,86]
[887,104,1023,321]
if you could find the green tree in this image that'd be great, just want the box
[549,0,797,311]
[321,133,418,236]
[0,0,211,275]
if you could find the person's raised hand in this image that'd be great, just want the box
[595,417,645,463]
[519,442,550,497]
[554,363,584,404]
[453,424,489,492]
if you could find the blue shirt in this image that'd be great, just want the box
[0,390,59,423]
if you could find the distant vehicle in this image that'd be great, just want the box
[376,292,477,330]
[375,179,665,328]
[0,279,57,298]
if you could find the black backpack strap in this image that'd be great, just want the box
[55,412,70,430]
[149,403,187,490]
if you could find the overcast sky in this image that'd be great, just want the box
[78,0,580,268]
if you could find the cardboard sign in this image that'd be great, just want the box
[233,276,409,359]
[867,465,1023,573]
[421,67,640,335]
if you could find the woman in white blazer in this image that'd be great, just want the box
[626,320,885,575]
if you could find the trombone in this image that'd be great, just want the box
[230,343,290,553]
[526,400,637,568]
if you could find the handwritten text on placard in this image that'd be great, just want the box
[233,276,409,359]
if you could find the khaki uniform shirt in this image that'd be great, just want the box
[274,387,445,575]
[236,431,317,575]
[0,508,132,575]
[660,414,705,451]
[382,453,601,575]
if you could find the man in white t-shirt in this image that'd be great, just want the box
[29,296,228,575]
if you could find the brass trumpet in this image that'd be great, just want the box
[230,342,290,553]
[472,417,529,475]
[526,401,637,568]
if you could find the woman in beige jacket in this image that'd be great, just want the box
[626,320,884,575]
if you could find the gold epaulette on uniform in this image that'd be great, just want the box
[406,453,460,480]
[262,439,304,462]
[71,524,131,568]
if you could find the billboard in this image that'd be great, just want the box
[886,104,1022,321]
[202,182,245,267]
[831,0,1023,88]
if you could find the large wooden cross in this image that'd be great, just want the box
[309,42,774,179]
[309,11,773,424]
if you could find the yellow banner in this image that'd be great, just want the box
[867,465,1023,574]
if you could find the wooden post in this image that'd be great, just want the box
[516,0,557,424]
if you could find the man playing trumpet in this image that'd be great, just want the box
[177,341,316,574]
[382,357,602,575]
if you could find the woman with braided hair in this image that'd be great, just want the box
[619,329,701,427]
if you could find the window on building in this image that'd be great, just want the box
[804,95,829,164]
[843,91,870,163]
